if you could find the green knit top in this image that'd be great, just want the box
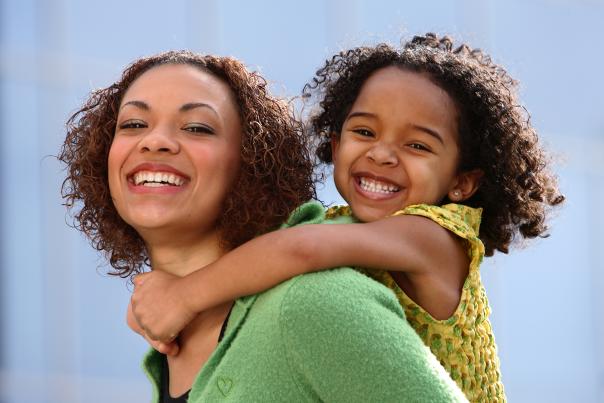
[141,201,467,402]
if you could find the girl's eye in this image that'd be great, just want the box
[409,143,430,152]
[119,120,147,129]
[353,129,374,138]
[183,124,215,135]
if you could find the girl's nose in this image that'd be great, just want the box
[138,126,180,154]
[366,142,398,166]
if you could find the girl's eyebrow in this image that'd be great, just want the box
[412,124,444,144]
[347,110,445,144]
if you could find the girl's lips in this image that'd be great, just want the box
[352,173,402,201]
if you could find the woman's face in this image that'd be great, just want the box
[108,64,242,241]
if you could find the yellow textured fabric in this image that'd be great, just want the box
[325,203,506,402]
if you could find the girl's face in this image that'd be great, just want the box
[108,64,242,242]
[332,66,476,222]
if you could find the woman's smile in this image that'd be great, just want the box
[127,163,190,193]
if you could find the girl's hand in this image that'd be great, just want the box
[131,270,198,346]
[126,299,180,356]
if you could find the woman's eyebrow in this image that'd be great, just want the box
[180,102,219,117]
[346,111,377,120]
[119,101,218,119]
[120,100,149,111]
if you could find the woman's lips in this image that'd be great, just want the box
[131,171,186,186]
[126,163,190,192]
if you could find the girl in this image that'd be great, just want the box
[131,34,564,402]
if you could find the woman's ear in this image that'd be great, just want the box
[330,133,340,162]
[448,169,483,202]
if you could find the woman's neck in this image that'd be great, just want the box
[143,229,234,395]
[166,301,233,396]
[145,230,225,277]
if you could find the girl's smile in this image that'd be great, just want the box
[332,66,468,222]
[353,173,402,200]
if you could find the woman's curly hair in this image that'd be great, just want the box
[59,50,315,277]
[304,33,564,256]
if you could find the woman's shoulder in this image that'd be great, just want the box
[247,267,406,338]
[278,268,405,322]
[280,200,326,228]
[260,268,467,402]
[281,200,358,229]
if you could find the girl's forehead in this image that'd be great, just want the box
[352,67,458,125]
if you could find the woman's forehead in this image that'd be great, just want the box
[122,64,236,111]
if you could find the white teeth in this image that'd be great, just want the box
[359,177,400,194]
[132,171,185,186]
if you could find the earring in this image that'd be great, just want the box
[452,190,461,199]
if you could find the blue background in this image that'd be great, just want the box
[1,0,602,401]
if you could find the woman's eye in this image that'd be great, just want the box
[119,120,147,129]
[184,124,215,135]
[353,129,374,137]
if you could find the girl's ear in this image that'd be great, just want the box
[448,169,483,202]
[330,133,340,162]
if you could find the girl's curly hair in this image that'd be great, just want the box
[59,51,315,277]
[304,33,564,256]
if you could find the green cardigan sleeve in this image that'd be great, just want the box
[278,268,468,402]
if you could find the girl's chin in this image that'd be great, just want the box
[350,204,400,223]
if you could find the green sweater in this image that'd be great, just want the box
[142,201,467,402]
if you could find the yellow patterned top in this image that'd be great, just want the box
[325,203,506,402]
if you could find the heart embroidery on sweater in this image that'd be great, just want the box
[217,377,233,396]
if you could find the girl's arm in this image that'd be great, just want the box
[131,214,466,343]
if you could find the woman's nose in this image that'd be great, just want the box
[138,126,180,154]
[366,142,398,166]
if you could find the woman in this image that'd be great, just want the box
[59,51,465,402]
